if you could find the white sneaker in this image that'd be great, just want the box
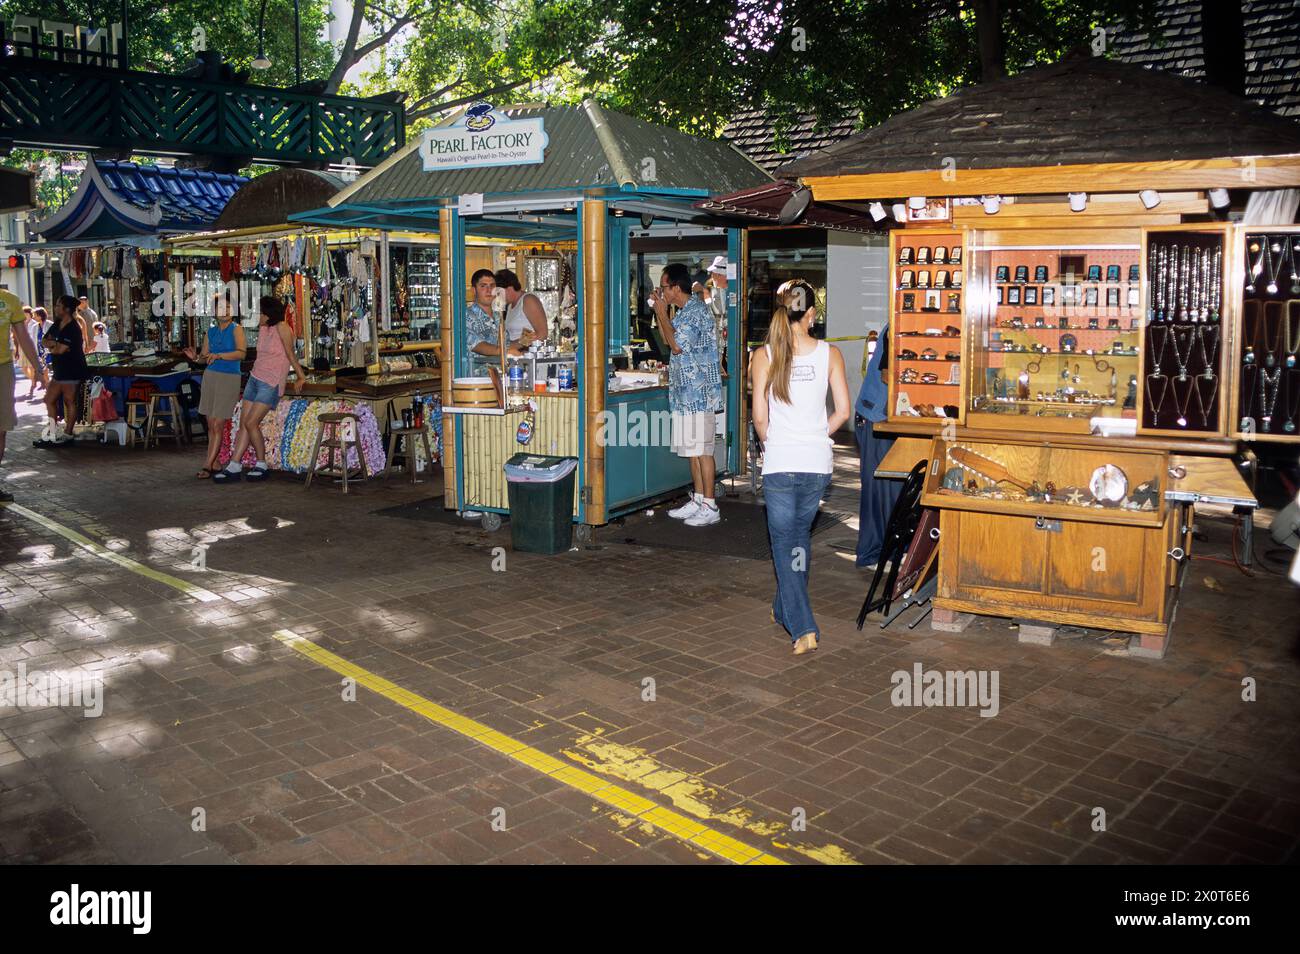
[685,502,720,526]
[668,495,700,519]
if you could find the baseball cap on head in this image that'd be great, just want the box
[708,255,728,274]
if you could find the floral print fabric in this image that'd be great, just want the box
[669,297,722,414]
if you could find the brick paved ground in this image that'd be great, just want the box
[2,380,1298,865]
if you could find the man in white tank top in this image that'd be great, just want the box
[494,269,548,344]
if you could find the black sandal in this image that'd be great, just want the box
[244,466,269,482]
[212,469,242,483]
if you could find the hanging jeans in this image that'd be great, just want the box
[854,413,901,567]
[765,470,833,644]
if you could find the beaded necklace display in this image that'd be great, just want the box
[1260,366,1282,431]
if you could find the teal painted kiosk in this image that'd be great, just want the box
[294,100,771,538]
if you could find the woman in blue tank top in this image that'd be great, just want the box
[184,293,247,478]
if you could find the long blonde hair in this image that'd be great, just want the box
[765,306,798,404]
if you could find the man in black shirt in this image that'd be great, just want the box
[41,295,89,444]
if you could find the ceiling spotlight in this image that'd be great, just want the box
[868,201,887,222]
[1068,192,1087,212]
[640,212,654,229]
[777,185,813,226]
[907,196,926,210]
[613,208,624,216]
[1209,188,1230,209]
[982,195,1002,215]
[1139,189,1161,209]
[891,203,907,222]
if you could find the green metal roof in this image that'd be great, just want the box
[337,100,771,205]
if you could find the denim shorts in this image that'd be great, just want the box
[242,376,280,407]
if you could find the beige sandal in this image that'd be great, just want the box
[792,633,819,655]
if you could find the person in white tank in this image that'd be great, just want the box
[750,284,851,656]
[494,269,549,345]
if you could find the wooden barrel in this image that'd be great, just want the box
[451,377,499,407]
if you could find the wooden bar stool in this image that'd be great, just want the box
[382,425,435,484]
[145,392,185,448]
[304,412,368,493]
[124,401,150,448]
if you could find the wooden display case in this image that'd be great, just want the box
[1137,224,1232,438]
[920,435,1188,653]
[1230,225,1300,442]
[888,228,966,427]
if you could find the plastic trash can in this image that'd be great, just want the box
[504,454,579,554]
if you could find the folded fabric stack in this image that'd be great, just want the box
[218,398,387,474]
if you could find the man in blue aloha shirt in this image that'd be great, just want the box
[653,262,723,527]
[464,268,526,374]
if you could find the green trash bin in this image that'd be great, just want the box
[504,454,578,554]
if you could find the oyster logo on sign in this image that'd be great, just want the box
[420,102,547,171]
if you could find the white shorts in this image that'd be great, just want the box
[671,411,715,457]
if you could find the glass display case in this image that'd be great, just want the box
[888,229,965,424]
[1233,226,1300,441]
[966,236,1142,428]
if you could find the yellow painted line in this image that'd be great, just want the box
[271,628,788,866]
[1,502,222,602]
[2,502,794,864]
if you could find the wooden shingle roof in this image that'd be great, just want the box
[779,54,1300,180]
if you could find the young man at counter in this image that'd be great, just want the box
[465,269,527,374]
[654,262,723,527]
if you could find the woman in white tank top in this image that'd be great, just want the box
[750,286,851,656]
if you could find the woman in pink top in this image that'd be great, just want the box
[214,297,305,483]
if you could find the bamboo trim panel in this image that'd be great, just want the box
[582,200,608,524]
[460,397,581,514]
[439,207,458,510]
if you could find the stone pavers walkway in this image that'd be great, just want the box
[2,380,1298,864]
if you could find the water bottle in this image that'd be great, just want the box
[507,357,528,403]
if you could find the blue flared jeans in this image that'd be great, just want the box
[765,470,833,644]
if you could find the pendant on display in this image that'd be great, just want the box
[1286,419,1297,434]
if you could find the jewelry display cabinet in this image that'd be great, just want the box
[1138,225,1232,438]
[1232,226,1300,442]
[889,229,967,426]
[965,237,1143,432]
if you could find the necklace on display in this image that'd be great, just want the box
[1166,245,1178,323]
[1208,247,1222,322]
[1198,325,1220,379]
[1291,238,1300,295]
[1177,246,1191,322]
[1285,300,1300,368]
[1263,302,1284,368]
[1245,238,1263,295]
[1239,363,1258,432]
[1146,371,1170,427]
[1194,373,1218,428]
[1148,324,1171,373]
[1172,374,1196,428]
[1260,366,1282,431]
[1172,327,1195,380]
[1242,300,1261,366]
[1285,370,1300,434]
[1190,248,1203,324]
[1148,244,1160,324]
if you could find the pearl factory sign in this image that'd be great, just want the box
[419,106,547,172]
